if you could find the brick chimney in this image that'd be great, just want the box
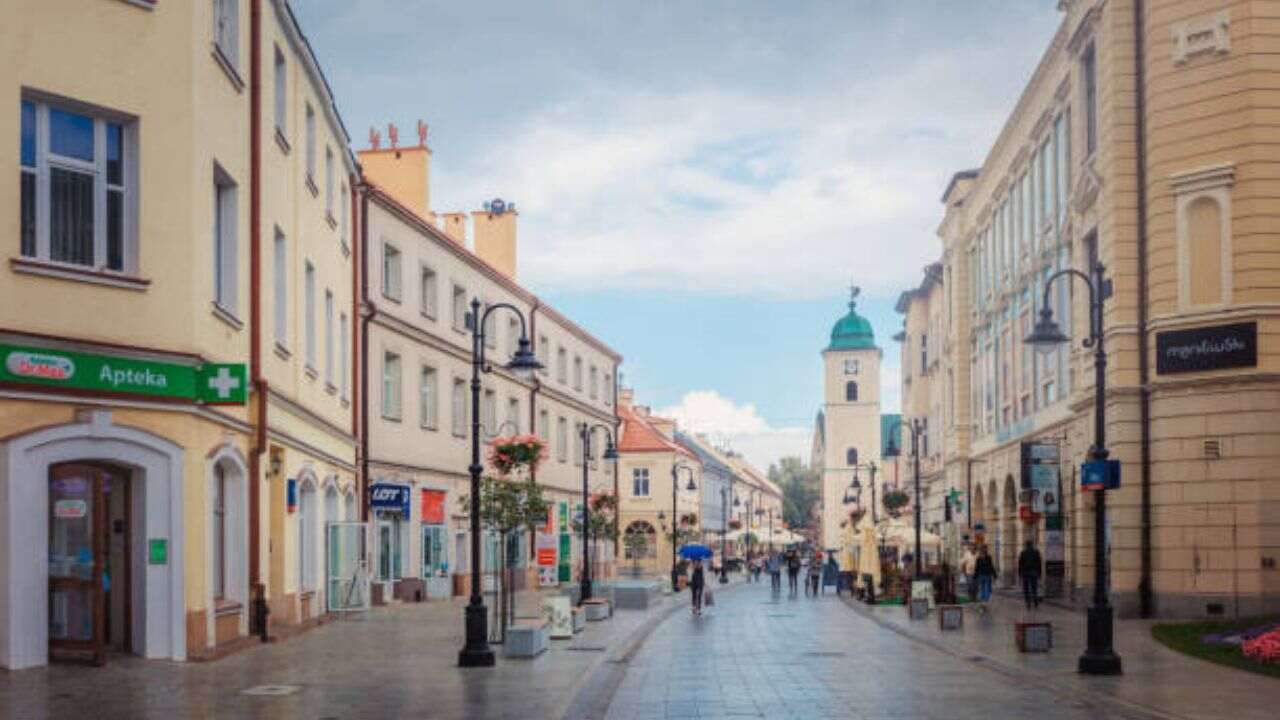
[472,199,517,278]
[358,120,432,219]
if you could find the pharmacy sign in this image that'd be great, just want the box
[0,343,246,405]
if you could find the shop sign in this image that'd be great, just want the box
[148,538,167,565]
[0,342,247,404]
[53,499,87,519]
[1156,322,1257,375]
[536,531,558,587]
[421,489,446,524]
[558,533,571,583]
[1081,460,1120,491]
[370,484,411,516]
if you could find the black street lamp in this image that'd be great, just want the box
[1024,260,1122,676]
[577,423,617,605]
[670,463,697,591]
[720,476,740,583]
[883,419,925,579]
[458,299,542,669]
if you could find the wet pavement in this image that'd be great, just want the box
[604,584,1204,720]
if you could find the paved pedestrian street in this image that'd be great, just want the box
[605,584,1181,720]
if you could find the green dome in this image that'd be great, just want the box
[827,290,876,351]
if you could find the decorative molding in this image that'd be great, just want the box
[1172,10,1230,66]
[1066,4,1100,57]
[1170,162,1235,194]
[1172,163,1234,312]
[1071,159,1102,214]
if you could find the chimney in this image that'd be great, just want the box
[358,120,432,219]
[472,198,517,277]
[649,416,676,440]
[441,212,468,245]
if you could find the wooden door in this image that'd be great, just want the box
[48,464,108,665]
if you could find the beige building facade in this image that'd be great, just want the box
[921,0,1279,617]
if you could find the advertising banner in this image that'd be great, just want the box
[1020,441,1060,517]
[0,343,247,404]
[558,533,572,583]
[536,529,558,587]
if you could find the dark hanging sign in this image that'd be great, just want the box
[1156,322,1257,375]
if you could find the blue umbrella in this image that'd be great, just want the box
[678,543,714,560]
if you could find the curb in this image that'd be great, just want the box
[561,579,749,720]
[839,596,1192,720]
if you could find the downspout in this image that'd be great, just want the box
[359,188,372,522]
[247,0,269,641]
[528,300,541,561]
[350,172,360,475]
[613,364,620,558]
[1133,0,1154,618]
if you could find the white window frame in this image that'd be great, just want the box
[557,347,567,383]
[420,264,438,318]
[273,228,287,347]
[304,103,316,184]
[573,356,583,390]
[451,378,467,436]
[304,261,316,370]
[382,351,402,421]
[557,417,568,462]
[632,468,650,497]
[213,0,239,71]
[325,146,334,218]
[339,313,349,400]
[506,397,520,434]
[382,242,402,302]
[272,44,286,135]
[589,366,598,399]
[213,165,238,316]
[420,365,438,430]
[452,284,468,332]
[324,289,335,387]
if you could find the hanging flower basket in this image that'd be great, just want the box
[487,434,548,476]
[882,489,910,517]
[680,512,698,527]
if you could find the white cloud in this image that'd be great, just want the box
[658,390,811,471]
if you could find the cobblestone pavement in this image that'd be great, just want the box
[0,587,689,720]
[604,584,1191,720]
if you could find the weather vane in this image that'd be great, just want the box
[849,284,861,303]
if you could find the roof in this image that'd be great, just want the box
[894,263,945,313]
[880,414,902,457]
[940,169,980,204]
[674,432,733,477]
[827,292,876,351]
[278,1,357,173]
[617,404,696,458]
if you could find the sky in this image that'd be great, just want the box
[292,0,1063,471]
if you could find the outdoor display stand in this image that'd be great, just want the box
[541,596,573,639]
[1015,622,1053,653]
[908,597,929,620]
[938,604,963,631]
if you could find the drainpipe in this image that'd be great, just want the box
[359,188,372,523]
[350,172,360,472]
[528,300,541,560]
[1133,0,1154,619]
[246,0,270,642]
[613,364,620,558]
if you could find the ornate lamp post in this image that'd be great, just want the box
[459,299,542,668]
[720,477,740,583]
[577,423,617,605]
[883,419,925,579]
[1024,260,1122,676]
[670,463,697,591]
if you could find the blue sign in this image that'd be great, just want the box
[1081,460,1120,491]
[287,478,297,513]
[370,483,411,515]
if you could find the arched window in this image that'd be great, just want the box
[623,521,657,559]
[845,381,858,401]
[846,448,858,466]
[298,477,318,593]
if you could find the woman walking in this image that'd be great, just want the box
[690,559,706,615]
[786,551,801,597]
[973,545,997,612]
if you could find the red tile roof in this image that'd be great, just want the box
[617,404,697,458]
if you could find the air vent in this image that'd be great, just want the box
[1203,440,1221,459]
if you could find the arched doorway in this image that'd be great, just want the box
[297,475,319,620]
[206,446,248,653]
[623,521,657,575]
[1002,474,1017,587]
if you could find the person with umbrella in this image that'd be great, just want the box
[679,543,713,614]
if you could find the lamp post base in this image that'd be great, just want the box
[458,603,495,668]
[580,578,593,605]
[1078,604,1122,675]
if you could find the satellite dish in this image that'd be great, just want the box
[490,198,506,215]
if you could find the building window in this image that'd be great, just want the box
[632,468,651,497]
[451,379,467,436]
[213,0,239,70]
[324,290,334,386]
[273,45,286,135]
[920,333,928,374]
[557,417,568,462]
[845,448,858,466]
[589,366,598,399]
[507,318,520,359]
[1055,113,1071,223]
[213,166,238,315]
[845,381,858,402]
[573,356,583,390]
[506,397,520,434]
[339,313,348,400]
[382,352,402,420]
[1082,41,1097,156]
[482,389,496,437]
[573,424,583,467]
[419,366,438,429]
[556,347,568,383]
[298,481,315,592]
[340,184,348,241]
[304,262,316,369]
[537,335,549,374]
[325,146,334,218]
[538,410,550,443]
[382,242,401,301]
[273,229,287,346]
[452,284,467,331]
[482,303,497,349]
[211,463,227,599]
[420,265,437,318]
[304,103,316,183]
[604,374,612,405]
[20,100,134,272]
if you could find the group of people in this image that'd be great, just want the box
[761,548,830,597]
[959,540,1043,611]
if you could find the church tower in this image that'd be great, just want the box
[819,287,881,550]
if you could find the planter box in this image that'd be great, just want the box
[938,604,964,631]
[504,620,550,658]
[614,580,661,610]
[583,599,610,621]
[425,576,452,600]
[908,597,929,620]
[1015,622,1053,653]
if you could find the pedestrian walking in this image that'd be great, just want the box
[823,554,839,596]
[960,545,978,603]
[973,545,997,611]
[752,557,763,583]
[768,553,782,591]
[786,551,801,597]
[1018,540,1043,610]
[690,559,706,616]
[806,553,821,597]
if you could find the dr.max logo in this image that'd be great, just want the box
[6,351,75,381]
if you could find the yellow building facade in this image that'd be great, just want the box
[920,0,1279,617]
[0,0,356,669]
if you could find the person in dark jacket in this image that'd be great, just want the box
[973,545,997,609]
[690,560,706,615]
[1018,540,1043,610]
[786,551,801,597]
